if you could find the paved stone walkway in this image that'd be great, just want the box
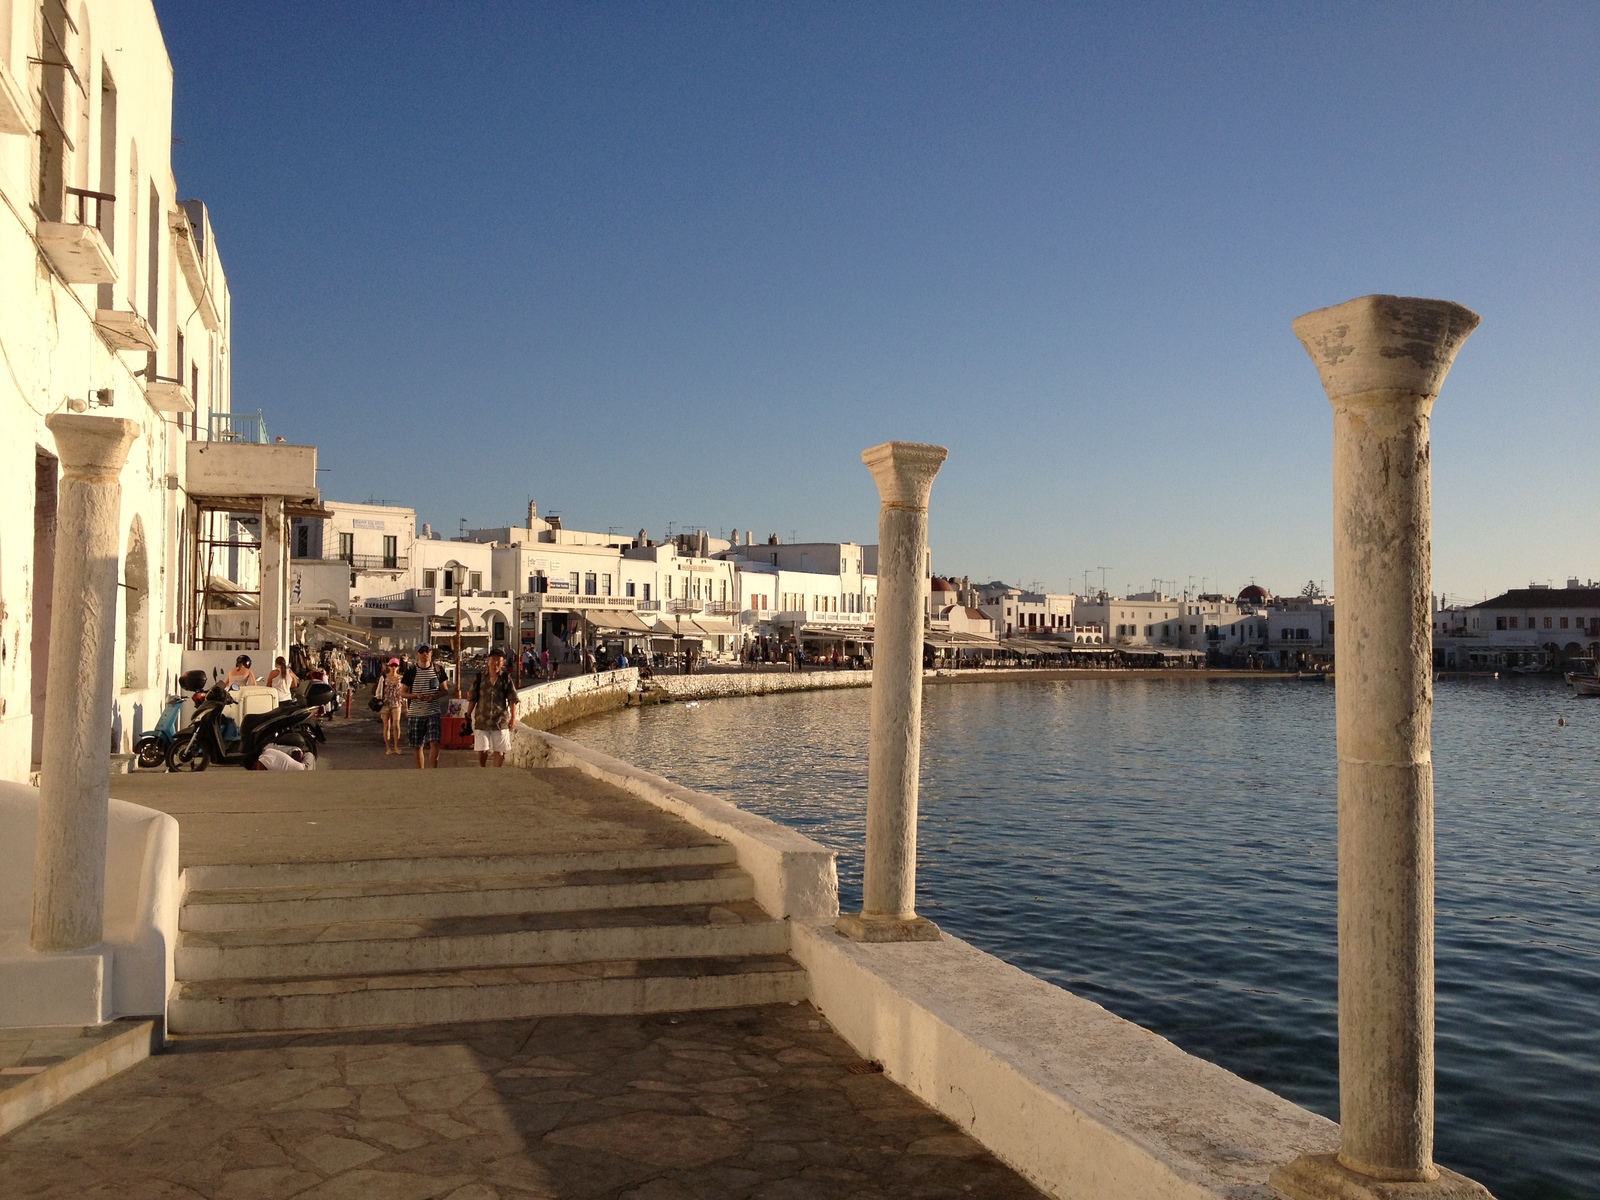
[0,1003,1046,1199]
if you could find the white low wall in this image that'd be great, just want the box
[515,668,639,723]
[649,670,873,700]
[512,728,838,923]
[794,923,1337,1199]
[0,782,180,1027]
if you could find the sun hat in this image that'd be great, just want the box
[387,657,401,666]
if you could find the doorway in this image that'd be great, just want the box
[32,451,58,765]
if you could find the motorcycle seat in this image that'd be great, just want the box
[239,712,275,738]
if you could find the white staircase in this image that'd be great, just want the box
[168,844,806,1033]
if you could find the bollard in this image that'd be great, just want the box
[837,441,946,943]
[1271,296,1492,1199]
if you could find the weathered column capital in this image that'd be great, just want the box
[45,414,139,481]
[862,442,947,510]
[1292,295,1480,405]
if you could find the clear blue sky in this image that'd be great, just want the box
[156,1,1596,602]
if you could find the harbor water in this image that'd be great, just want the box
[568,674,1600,1200]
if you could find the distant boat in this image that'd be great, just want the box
[1295,671,1328,682]
[1574,678,1600,699]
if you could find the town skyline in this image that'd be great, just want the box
[156,1,1597,599]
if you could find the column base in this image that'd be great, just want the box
[835,913,941,943]
[1271,1154,1495,1200]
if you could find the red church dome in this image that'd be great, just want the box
[1237,584,1269,603]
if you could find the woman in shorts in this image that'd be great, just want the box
[376,657,406,755]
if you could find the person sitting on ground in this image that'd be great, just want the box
[401,644,448,769]
[465,646,519,768]
[253,745,314,771]
[222,654,257,689]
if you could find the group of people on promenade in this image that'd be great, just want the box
[373,644,519,769]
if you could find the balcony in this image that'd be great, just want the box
[94,308,157,352]
[186,440,318,505]
[37,190,118,285]
[144,376,193,414]
[346,553,408,571]
[210,411,269,444]
[168,207,222,332]
[702,601,737,615]
[636,599,662,612]
[667,599,702,615]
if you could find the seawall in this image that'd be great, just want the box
[508,721,1340,1198]
[515,668,639,731]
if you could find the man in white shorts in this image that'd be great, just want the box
[465,646,519,767]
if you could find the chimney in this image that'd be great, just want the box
[421,523,432,539]
[548,515,562,531]
[767,533,779,545]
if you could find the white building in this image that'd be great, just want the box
[0,1,321,777]
[1434,582,1600,670]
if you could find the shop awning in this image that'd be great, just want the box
[584,611,654,634]
[310,616,371,649]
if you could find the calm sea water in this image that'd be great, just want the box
[567,675,1600,1199]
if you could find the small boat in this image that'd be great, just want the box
[1572,676,1600,698]
[1295,671,1328,682]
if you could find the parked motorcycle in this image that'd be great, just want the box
[165,681,333,771]
[134,670,211,769]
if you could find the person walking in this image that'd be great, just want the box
[465,646,519,768]
[376,657,406,755]
[401,644,448,768]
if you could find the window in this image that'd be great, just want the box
[1509,617,1518,629]
[643,583,651,602]
[569,572,580,594]
[665,576,673,599]
[469,572,482,591]
[382,536,398,569]
[1282,630,1291,641]
[719,580,727,603]
[584,572,597,596]
[442,569,455,592]
[1496,617,1506,630]
[1543,616,1552,629]
[625,581,636,598]
[1560,617,1569,629]
[601,574,612,597]
[423,570,437,589]
[294,525,310,558]
[337,532,353,563]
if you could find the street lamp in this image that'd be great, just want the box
[446,559,465,697]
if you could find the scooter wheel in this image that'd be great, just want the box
[135,740,167,769]
[166,740,208,772]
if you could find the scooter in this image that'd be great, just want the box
[134,670,211,769]
[166,681,333,771]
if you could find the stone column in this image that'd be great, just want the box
[837,441,946,943]
[31,414,139,952]
[258,496,287,667]
[1272,297,1492,1200]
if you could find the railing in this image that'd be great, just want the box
[209,411,269,444]
[667,599,702,615]
[65,186,113,230]
[703,601,737,615]
[363,592,413,610]
[636,599,662,612]
[348,553,407,571]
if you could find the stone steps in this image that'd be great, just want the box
[168,954,807,1034]
[181,843,737,891]
[179,862,754,931]
[175,900,787,981]
[169,842,805,1035]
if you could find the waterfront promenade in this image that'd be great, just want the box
[0,712,1046,1198]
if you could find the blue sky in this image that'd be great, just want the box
[155,1,1597,601]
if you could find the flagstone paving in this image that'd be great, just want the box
[0,1003,1046,1199]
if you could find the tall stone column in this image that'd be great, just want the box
[31,414,139,952]
[1272,297,1492,1200]
[837,441,946,943]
